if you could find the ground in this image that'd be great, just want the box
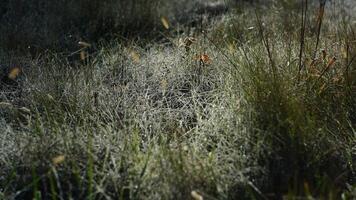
[0,1,355,199]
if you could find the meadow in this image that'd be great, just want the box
[0,0,355,199]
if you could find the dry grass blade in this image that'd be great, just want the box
[0,102,13,108]
[312,1,326,60]
[326,57,337,69]
[78,41,91,48]
[312,56,337,88]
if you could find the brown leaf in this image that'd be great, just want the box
[196,54,212,65]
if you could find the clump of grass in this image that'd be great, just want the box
[0,37,249,199]
[215,0,356,198]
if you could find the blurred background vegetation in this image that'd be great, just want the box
[0,0,166,51]
[0,0,225,52]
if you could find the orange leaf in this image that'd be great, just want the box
[196,54,212,65]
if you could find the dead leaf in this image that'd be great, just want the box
[191,191,203,200]
[8,67,21,80]
[196,54,212,65]
[161,16,170,29]
[130,51,140,63]
[52,155,65,165]
[80,51,86,61]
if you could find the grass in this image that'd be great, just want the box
[0,0,355,199]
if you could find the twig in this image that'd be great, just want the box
[312,0,327,61]
[255,9,276,77]
[298,0,308,79]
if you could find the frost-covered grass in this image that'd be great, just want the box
[0,1,355,199]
